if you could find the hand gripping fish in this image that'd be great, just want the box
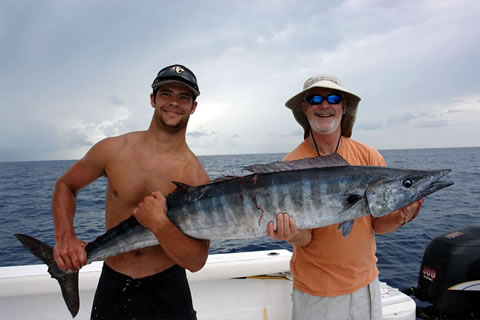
[15,153,453,317]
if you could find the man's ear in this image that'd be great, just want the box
[301,101,308,114]
[190,101,198,114]
[150,93,156,108]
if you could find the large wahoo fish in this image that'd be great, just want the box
[15,153,453,317]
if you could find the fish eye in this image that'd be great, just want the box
[402,179,413,188]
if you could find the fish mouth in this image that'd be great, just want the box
[419,169,454,197]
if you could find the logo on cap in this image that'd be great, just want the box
[172,66,184,74]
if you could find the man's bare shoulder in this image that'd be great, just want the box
[99,131,145,146]
[183,149,210,185]
[90,131,145,154]
[76,131,146,172]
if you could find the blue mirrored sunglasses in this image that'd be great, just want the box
[306,94,342,105]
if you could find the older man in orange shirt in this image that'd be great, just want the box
[268,74,423,320]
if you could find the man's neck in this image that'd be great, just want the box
[307,130,342,156]
[145,119,189,154]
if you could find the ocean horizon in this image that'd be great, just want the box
[1,145,479,164]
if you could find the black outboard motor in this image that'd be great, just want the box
[402,224,480,320]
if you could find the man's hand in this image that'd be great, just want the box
[373,198,425,234]
[53,235,87,272]
[399,198,424,225]
[134,191,169,232]
[267,213,312,247]
[267,213,298,241]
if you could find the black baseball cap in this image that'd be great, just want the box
[152,64,200,96]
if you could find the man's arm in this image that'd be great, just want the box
[134,191,209,272]
[52,140,110,271]
[373,198,424,235]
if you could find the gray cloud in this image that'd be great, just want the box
[111,97,124,106]
[187,131,210,138]
[1,0,479,161]
[356,122,384,131]
[387,112,417,127]
[446,109,462,114]
[287,129,304,137]
[415,120,450,128]
[59,128,92,148]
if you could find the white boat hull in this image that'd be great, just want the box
[0,250,415,319]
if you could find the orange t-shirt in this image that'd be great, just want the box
[284,137,387,296]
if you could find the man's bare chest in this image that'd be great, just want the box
[105,162,184,207]
[105,156,200,207]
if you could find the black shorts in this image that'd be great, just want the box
[91,263,197,320]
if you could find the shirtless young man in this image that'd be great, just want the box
[52,64,210,319]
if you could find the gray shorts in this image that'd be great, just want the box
[292,277,382,320]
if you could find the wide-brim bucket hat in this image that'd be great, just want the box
[285,74,360,138]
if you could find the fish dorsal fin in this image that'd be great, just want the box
[244,153,350,173]
[172,181,192,191]
[211,175,241,183]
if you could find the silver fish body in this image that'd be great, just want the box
[85,154,453,262]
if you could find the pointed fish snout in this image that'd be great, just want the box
[422,169,453,196]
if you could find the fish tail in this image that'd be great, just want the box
[14,234,80,318]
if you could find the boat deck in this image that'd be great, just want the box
[0,250,415,319]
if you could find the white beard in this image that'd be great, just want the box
[309,116,342,135]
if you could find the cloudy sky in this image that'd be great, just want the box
[1,0,479,162]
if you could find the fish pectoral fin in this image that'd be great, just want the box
[335,194,363,238]
[340,194,364,212]
[337,220,355,237]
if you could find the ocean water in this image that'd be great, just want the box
[0,147,479,297]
